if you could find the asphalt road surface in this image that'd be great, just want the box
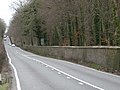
[4,39,120,90]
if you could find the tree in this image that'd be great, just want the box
[8,0,120,46]
[0,19,6,38]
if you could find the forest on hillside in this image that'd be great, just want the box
[8,0,120,46]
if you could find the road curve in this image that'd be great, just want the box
[4,41,120,90]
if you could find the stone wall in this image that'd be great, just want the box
[23,46,120,71]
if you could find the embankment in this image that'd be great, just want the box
[0,40,11,90]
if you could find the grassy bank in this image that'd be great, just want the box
[0,38,11,90]
[0,83,8,90]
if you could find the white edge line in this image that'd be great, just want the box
[6,52,21,90]
[20,53,104,90]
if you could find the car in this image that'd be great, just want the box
[12,44,15,47]
[4,38,7,41]
[8,43,11,46]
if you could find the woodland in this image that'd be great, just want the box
[8,0,120,46]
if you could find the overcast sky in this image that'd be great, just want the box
[0,0,17,26]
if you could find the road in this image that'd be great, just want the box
[4,40,120,90]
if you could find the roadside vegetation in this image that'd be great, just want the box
[0,83,9,90]
[0,18,6,73]
[0,18,10,90]
[8,0,120,46]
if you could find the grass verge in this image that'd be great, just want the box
[0,83,8,90]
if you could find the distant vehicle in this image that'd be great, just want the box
[12,44,15,47]
[4,35,7,38]
[4,38,7,41]
[8,43,11,46]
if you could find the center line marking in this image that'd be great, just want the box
[51,69,54,71]
[67,77,70,79]
[18,51,104,90]
[78,82,84,85]
[58,72,61,74]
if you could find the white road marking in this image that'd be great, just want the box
[17,52,104,90]
[35,60,38,62]
[6,52,21,90]
[78,82,84,85]
[51,68,54,71]
[58,72,61,74]
[67,77,70,79]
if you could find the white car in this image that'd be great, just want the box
[12,44,15,47]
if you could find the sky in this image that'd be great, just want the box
[0,0,17,26]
